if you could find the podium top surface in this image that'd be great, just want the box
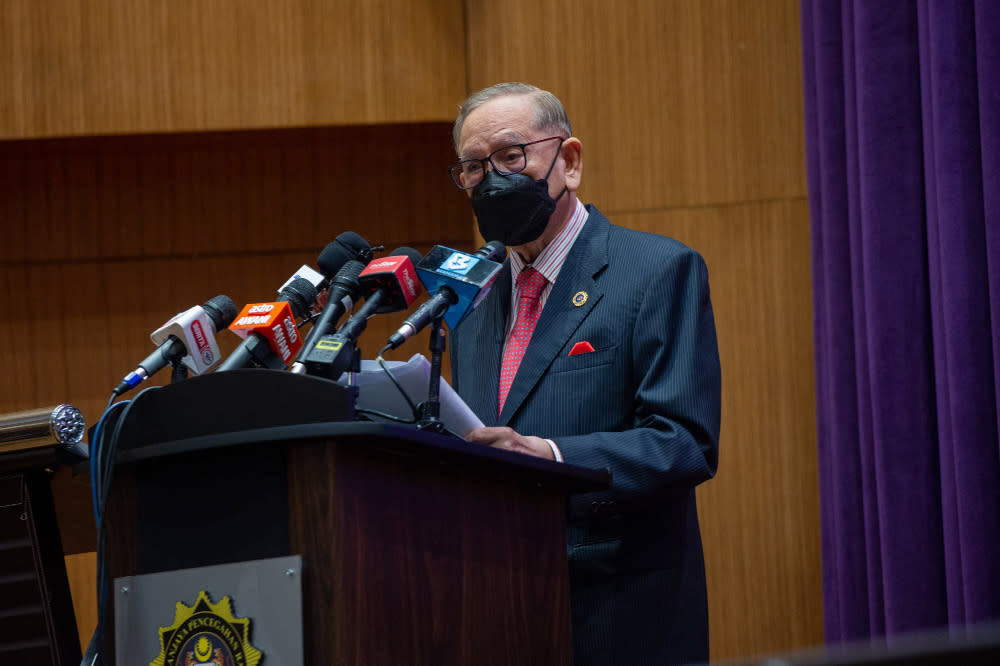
[111,370,609,494]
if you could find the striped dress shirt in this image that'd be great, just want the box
[505,197,590,340]
[502,198,589,462]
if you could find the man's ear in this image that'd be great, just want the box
[562,137,583,191]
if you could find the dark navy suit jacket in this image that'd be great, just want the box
[450,205,721,666]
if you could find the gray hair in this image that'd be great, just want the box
[453,82,572,151]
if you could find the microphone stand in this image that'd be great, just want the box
[417,316,447,433]
[169,359,188,384]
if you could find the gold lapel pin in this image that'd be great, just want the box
[572,291,588,307]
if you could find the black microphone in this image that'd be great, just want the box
[300,247,423,379]
[316,232,374,287]
[274,231,371,304]
[215,277,319,372]
[385,241,506,351]
[113,295,238,396]
[278,277,320,320]
[289,234,375,374]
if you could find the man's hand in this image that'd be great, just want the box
[465,427,554,459]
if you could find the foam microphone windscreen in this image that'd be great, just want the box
[318,231,372,277]
[280,277,319,319]
[201,294,239,331]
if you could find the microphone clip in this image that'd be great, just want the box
[169,358,189,384]
[300,333,361,380]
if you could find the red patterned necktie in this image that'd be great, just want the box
[498,267,548,414]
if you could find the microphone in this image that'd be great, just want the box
[288,260,367,375]
[358,248,424,311]
[385,241,505,351]
[292,234,375,365]
[278,264,326,295]
[113,295,238,396]
[277,276,321,320]
[215,277,319,372]
[300,247,423,379]
[316,232,375,287]
[277,233,372,309]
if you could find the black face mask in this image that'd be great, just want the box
[469,144,567,246]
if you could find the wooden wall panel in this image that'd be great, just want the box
[0,0,466,139]
[64,552,97,653]
[0,121,471,437]
[617,199,822,658]
[464,0,807,211]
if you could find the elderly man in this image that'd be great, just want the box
[448,82,721,665]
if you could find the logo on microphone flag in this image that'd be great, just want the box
[440,251,478,275]
[190,320,215,365]
[228,301,303,363]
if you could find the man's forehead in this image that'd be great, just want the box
[460,128,530,155]
[458,96,537,153]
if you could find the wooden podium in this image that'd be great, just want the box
[102,370,608,665]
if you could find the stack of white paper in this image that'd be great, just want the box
[338,353,484,438]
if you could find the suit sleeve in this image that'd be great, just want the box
[554,248,721,496]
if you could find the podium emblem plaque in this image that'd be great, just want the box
[115,555,303,666]
[149,590,262,666]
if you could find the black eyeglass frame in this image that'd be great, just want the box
[448,136,565,190]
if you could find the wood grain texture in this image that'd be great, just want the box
[464,0,807,211]
[0,0,466,138]
[287,435,573,665]
[0,122,472,449]
[616,198,822,658]
[5,0,823,660]
[64,551,97,654]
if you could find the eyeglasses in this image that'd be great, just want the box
[448,136,565,190]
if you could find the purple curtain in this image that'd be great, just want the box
[801,0,1000,643]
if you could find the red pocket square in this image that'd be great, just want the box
[569,341,595,356]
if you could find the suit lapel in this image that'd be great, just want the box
[498,210,610,425]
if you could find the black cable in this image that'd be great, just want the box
[82,400,120,665]
[97,394,136,656]
[356,407,417,424]
[83,390,147,665]
[298,310,322,328]
[376,355,420,421]
[98,394,135,512]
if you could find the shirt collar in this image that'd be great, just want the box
[509,198,589,285]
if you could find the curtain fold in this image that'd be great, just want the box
[801,0,1000,643]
